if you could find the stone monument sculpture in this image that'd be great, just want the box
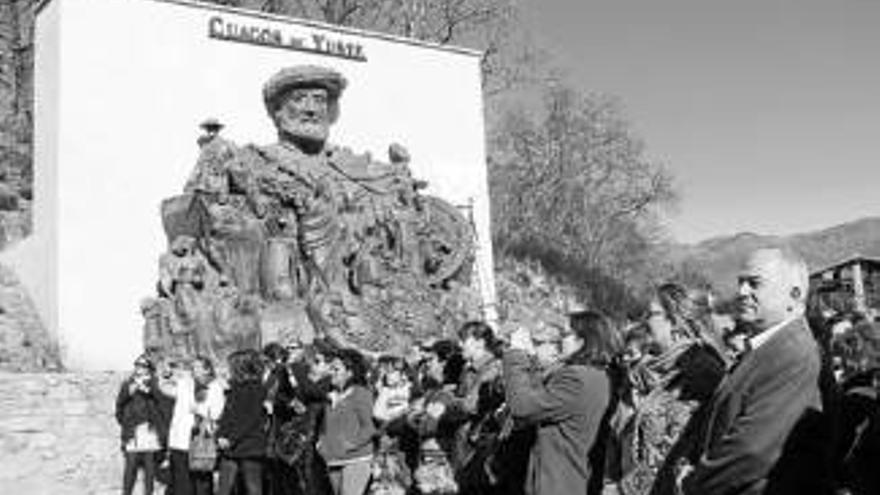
[141,65,478,361]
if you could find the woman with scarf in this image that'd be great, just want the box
[165,355,225,495]
[616,283,727,495]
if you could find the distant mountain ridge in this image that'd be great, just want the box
[672,217,880,296]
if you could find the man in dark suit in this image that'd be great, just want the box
[680,247,825,495]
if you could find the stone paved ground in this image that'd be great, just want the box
[0,372,144,494]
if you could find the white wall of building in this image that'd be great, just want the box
[22,0,495,370]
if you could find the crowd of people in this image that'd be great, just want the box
[115,247,880,495]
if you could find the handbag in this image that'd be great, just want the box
[482,406,515,486]
[188,421,218,472]
[457,403,511,491]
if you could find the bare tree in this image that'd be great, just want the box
[490,82,678,282]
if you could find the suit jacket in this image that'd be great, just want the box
[682,317,823,495]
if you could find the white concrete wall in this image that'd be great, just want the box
[27,0,494,370]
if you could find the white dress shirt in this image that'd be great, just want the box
[749,315,799,351]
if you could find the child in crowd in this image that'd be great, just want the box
[373,355,413,424]
[116,354,165,495]
[217,349,268,495]
[372,355,414,495]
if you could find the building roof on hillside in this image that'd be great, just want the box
[810,253,880,277]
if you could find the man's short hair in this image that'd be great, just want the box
[753,246,809,302]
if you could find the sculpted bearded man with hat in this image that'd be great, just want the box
[237,65,414,345]
[155,64,475,361]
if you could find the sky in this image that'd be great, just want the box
[520,0,880,244]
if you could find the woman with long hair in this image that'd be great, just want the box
[617,282,727,495]
[456,321,505,422]
[115,354,164,495]
[409,339,467,494]
[263,342,298,495]
[502,309,616,495]
[285,338,336,495]
[453,321,507,494]
[165,355,225,495]
[216,349,268,495]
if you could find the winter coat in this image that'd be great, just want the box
[503,349,611,495]
[217,379,268,458]
[452,355,505,472]
[619,340,726,495]
[115,375,166,447]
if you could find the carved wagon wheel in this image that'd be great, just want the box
[420,195,474,286]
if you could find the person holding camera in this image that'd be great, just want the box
[503,311,615,495]
[116,354,166,495]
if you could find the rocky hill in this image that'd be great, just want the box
[670,216,880,296]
